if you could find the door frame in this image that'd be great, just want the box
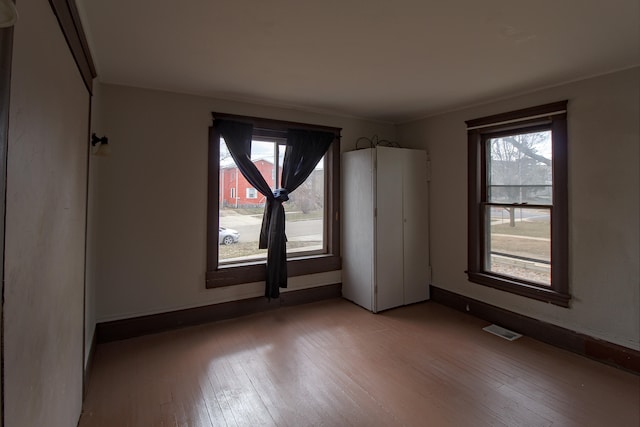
[0,13,16,427]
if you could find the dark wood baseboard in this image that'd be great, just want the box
[96,283,342,343]
[83,328,97,399]
[431,286,640,374]
[279,283,342,306]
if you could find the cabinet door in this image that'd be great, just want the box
[375,147,404,311]
[342,149,376,311]
[402,149,430,304]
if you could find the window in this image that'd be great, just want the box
[219,138,325,262]
[206,113,341,288]
[246,187,257,199]
[466,101,569,307]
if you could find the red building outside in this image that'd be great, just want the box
[220,159,273,208]
[220,156,324,213]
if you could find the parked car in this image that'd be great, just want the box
[219,227,240,245]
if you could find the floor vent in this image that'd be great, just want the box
[483,324,522,341]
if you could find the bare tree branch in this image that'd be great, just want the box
[503,136,551,166]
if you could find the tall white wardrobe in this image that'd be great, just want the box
[342,146,430,312]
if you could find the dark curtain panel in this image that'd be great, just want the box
[216,120,275,251]
[281,129,335,192]
[216,120,272,196]
[266,129,335,297]
[216,119,334,299]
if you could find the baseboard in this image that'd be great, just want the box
[279,284,342,306]
[430,286,640,375]
[83,328,96,399]
[96,283,342,343]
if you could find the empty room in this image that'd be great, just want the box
[0,0,638,426]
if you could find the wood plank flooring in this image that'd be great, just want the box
[79,299,640,426]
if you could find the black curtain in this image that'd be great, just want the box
[216,120,334,298]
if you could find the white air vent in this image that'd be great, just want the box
[482,324,522,341]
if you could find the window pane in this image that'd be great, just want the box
[485,206,551,285]
[219,137,325,264]
[285,158,325,255]
[219,137,268,263]
[246,188,257,199]
[488,130,552,204]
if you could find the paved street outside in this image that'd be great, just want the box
[220,211,322,243]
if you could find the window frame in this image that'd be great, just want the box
[466,101,570,307]
[245,187,257,199]
[206,112,341,288]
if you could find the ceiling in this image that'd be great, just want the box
[76,0,639,123]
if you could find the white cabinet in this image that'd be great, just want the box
[342,146,430,312]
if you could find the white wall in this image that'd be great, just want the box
[4,1,90,425]
[398,68,640,350]
[89,84,396,322]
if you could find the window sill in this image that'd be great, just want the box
[467,271,570,307]
[206,254,341,288]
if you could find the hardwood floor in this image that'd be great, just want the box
[80,299,640,427]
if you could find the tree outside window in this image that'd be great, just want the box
[466,101,570,307]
